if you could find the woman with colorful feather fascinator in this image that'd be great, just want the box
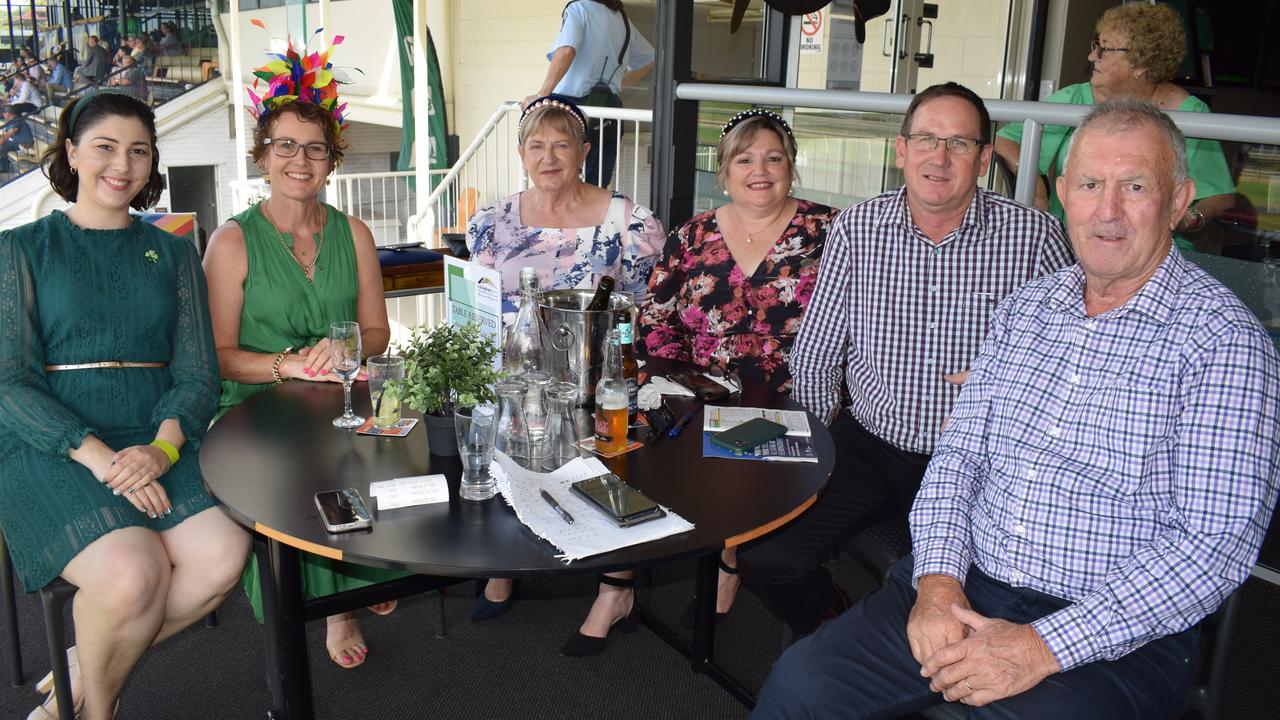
[203,24,401,671]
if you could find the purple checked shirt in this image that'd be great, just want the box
[911,249,1280,672]
[790,187,1073,454]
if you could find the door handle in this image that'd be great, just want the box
[897,14,911,60]
[915,17,935,68]
[881,18,894,57]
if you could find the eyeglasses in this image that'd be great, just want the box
[1089,36,1129,55]
[264,137,331,161]
[904,134,985,156]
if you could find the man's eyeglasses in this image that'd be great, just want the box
[264,137,331,161]
[1089,36,1129,55]
[904,134,985,156]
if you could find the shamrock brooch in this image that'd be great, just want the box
[145,250,159,264]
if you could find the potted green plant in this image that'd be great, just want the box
[394,321,502,455]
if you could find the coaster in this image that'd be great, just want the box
[576,436,644,458]
[356,417,419,437]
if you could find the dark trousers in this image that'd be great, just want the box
[582,117,618,188]
[738,413,930,634]
[751,556,1198,720]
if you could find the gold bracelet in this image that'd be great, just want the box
[150,438,179,466]
[272,346,294,384]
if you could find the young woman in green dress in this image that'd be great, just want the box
[0,91,250,720]
[202,60,402,670]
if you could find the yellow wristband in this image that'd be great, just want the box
[150,438,179,466]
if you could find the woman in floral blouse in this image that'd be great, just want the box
[640,109,838,622]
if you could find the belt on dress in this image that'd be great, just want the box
[44,361,168,371]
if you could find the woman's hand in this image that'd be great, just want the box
[103,445,174,517]
[297,339,336,379]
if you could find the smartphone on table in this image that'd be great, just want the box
[709,417,788,455]
[669,371,732,401]
[314,488,374,533]
[570,473,666,527]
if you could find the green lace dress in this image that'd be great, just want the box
[0,211,221,591]
[219,202,407,622]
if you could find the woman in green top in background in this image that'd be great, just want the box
[202,37,403,670]
[994,2,1235,254]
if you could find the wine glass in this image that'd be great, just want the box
[329,321,365,429]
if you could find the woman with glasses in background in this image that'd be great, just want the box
[202,36,402,670]
[993,2,1233,253]
[640,109,838,629]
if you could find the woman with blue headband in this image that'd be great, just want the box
[0,90,249,719]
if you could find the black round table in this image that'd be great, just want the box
[201,377,834,718]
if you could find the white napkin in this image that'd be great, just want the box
[648,375,695,396]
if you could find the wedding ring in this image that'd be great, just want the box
[126,488,136,494]
[964,680,974,692]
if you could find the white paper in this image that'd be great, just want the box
[702,406,812,436]
[648,376,694,396]
[491,451,695,563]
[369,474,450,509]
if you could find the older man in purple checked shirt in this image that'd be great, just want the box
[750,100,1280,720]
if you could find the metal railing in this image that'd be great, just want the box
[409,102,654,245]
[674,83,1280,208]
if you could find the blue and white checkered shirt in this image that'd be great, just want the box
[911,249,1280,672]
[790,187,1073,453]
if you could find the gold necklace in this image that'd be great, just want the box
[731,201,791,244]
[261,202,325,282]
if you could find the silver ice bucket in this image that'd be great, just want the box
[538,289,635,405]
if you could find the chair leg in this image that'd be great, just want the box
[434,590,446,639]
[0,530,24,686]
[203,610,218,628]
[40,581,78,720]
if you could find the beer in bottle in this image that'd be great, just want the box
[584,275,615,312]
[615,309,638,423]
[593,328,629,454]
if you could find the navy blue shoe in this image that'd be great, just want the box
[469,579,516,622]
[559,575,638,657]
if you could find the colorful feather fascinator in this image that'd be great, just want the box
[245,21,351,136]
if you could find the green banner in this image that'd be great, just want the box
[392,0,448,189]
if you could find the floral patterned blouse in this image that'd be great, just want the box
[639,199,838,393]
[467,191,665,313]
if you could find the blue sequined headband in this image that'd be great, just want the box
[720,108,795,142]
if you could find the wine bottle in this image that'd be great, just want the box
[504,267,544,373]
[584,275,615,312]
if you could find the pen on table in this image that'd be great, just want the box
[668,409,697,438]
[540,490,575,525]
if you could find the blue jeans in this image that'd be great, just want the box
[750,556,1197,720]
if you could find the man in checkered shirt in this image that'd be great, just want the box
[736,82,1073,636]
[751,101,1280,720]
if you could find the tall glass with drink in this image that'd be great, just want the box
[593,328,629,454]
[367,355,405,429]
[456,402,499,502]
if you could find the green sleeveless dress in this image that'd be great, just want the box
[221,202,407,622]
[0,211,220,590]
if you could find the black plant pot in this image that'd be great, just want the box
[423,411,458,456]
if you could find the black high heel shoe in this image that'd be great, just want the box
[679,556,738,630]
[560,574,638,657]
[470,578,518,622]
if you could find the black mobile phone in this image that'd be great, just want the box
[570,473,666,527]
[314,489,374,533]
[710,417,788,455]
[670,371,731,401]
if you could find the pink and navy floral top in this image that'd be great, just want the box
[639,199,838,393]
[467,191,665,313]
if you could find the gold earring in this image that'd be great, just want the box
[70,166,77,174]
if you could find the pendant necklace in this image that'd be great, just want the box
[262,202,325,282]
[732,202,791,244]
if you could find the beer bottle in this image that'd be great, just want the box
[584,275,615,312]
[615,309,638,423]
[593,328,629,454]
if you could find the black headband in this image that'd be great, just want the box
[518,94,588,138]
[720,108,796,143]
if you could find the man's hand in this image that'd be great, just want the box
[907,574,971,668]
[922,604,1061,707]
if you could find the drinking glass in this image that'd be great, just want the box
[494,378,530,464]
[542,381,582,471]
[367,355,405,429]
[456,402,499,502]
[329,321,365,429]
[519,370,553,470]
